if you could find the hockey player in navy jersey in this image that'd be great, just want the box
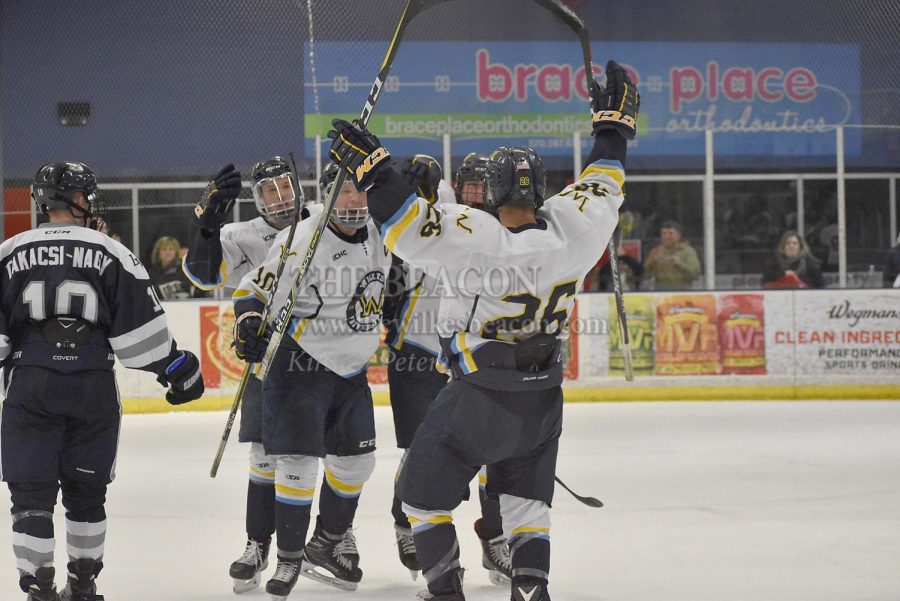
[180,158,319,594]
[232,163,390,599]
[328,60,639,601]
[0,162,205,601]
[385,153,512,585]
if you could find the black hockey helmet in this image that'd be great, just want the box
[250,155,302,226]
[486,146,546,210]
[32,161,104,224]
[319,161,340,198]
[404,154,443,203]
[455,152,490,208]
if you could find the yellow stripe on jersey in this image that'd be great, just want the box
[181,257,228,291]
[289,318,310,343]
[456,333,477,374]
[395,285,424,350]
[579,160,625,190]
[233,288,265,302]
[384,201,421,250]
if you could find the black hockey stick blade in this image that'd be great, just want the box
[555,476,604,508]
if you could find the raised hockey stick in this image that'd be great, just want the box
[535,0,634,381]
[555,475,604,508]
[209,153,305,478]
[254,0,453,380]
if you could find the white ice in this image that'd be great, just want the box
[2,401,899,601]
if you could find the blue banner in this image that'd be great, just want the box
[304,41,860,163]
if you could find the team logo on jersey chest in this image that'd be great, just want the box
[346,271,385,332]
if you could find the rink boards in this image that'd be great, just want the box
[114,289,900,413]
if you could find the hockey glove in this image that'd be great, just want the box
[401,155,442,203]
[327,119,391,191]
[590,60,640,140]
[233,311,273,364]
[194,163,242,231]
[164,350,205,405]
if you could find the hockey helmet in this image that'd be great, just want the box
[32,161,105,225]
[320,162,369,230]
[454,152,490,209]
[486,146,546,210]
[250,156,302,226]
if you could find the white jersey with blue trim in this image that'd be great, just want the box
[389,179,457,355]
[379,159,625,376]
[233,214,391,378]
[183,205,324,291]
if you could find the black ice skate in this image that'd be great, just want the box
[394,523,420,579]
[264,557,300,601]
[415,568,465,601]
[229,538,270,593]
[23,566,60,601]
[60,558,104,601]
[474,519,511,585]
[300,521,362,591]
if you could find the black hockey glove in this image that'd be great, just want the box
[400,155,442,203]
[590,60,640,140]
[194,163,242,231]
[163,350,205,405]
[233,311,273,363]
[327,119,391,191]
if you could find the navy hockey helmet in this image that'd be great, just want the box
[486,146,546,210]
[406,154,443,203]
[320,162,369,230]
[32,161,104,224]
[455,152,490,209]
[250,156,302,226]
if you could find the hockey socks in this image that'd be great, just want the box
[245,480,276,542]
[403,507,464,598]
[318,454,374,536]
[477,489,503,539]
[273,455,317,559]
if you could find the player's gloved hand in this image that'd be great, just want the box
[194,164,242,231]
[163,350,205,405]
[327,119,391,191]
[233,311,273,363]
[400,155,442,203]
[590,60,640,140]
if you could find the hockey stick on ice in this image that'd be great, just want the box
[209,152,305,478]
[555,475,603,508]
[535,0,634,381]
[254,0,454,381]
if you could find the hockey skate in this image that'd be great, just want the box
[300,521,362,591]
[394,523,420,579]
[474,519,511,585]
[23,567,60,601]
[415,568,465,600]
[229,538,270,593]
[265,557,300,601]
[59,558,104,601]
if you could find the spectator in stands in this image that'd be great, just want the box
[149,235,198,299]
[884,232,900,288]
[644,220,701,290]
[583,245,643,292]
[762,231,824,289]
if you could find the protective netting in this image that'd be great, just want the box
[1,0,899,283]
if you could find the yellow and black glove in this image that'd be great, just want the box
[590,60,640,140]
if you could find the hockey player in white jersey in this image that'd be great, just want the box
[386,153,512,585]
[180,157,316,594]
[0,162,205,601]
[327,59,639,601]
[232,163,390,599]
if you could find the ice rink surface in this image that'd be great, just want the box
[2,401,899,601]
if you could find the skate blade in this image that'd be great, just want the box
[269,595,288,601]
[299,560,359,591]
[409,569,419,581]
[233,572,262,594]
[488,569,511,586]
